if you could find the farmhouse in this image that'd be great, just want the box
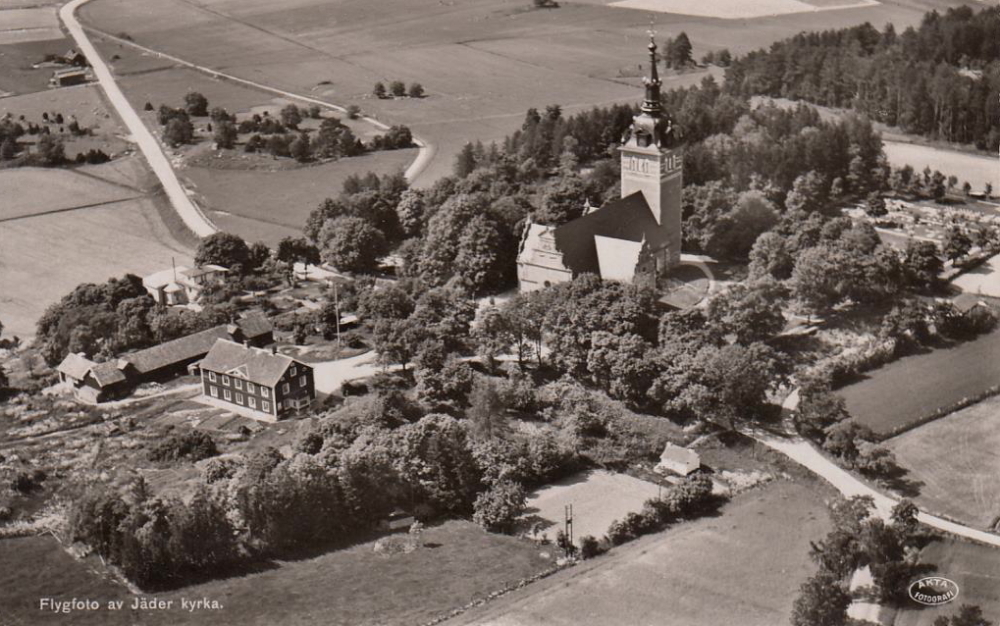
[198,339,314,420]
[55,313,273,403]
[143,264,229,305]
[655,443,701,476]
[49,67,89,87]
[516,37,682,292]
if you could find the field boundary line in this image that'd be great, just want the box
[59,0,218,238]
[78,26,434,184]
[0,194,143,222]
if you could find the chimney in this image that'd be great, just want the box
[271,346,278,355]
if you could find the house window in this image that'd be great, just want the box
[208,371,216,382]
[247,382,255,393]
[262,387,270,398]
[209,386,218,398]
[299,375,307,387]
[262,400,270,412]
[249,397,256,409]
[236,393,243,404]
[222,375,230,386]
[235,379,242,390]
[282,383,290,394]
[224,389,231,401]
[290,365,297,376]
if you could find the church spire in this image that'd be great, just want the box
[641,33,663,117]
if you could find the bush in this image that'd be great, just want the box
[472,480,526,533]
[10,469,46,494]
[389,81,406,97]
[579,535,604,559]
[346,104,361,119]
[201,456,242,484]
[149,430,218,463]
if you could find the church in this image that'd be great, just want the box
[516,37,683,292]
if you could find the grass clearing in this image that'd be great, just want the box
[884,141,999,196]
[448,479,835,626]
[521,470,662,543]
[838,327,1000,436]
[0,7,62,45]
[0,167,138,220]
[884,395,1000,529]
[893,538,1000,626]
[0,522,553,626]
[0,192,194,339]
[182,149,417,246]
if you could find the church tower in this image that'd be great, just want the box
[619,35,683,266]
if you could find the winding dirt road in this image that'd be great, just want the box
[59,0,217,238]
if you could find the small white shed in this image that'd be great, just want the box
[655,443,700,476]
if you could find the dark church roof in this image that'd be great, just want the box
[551,191,670,276]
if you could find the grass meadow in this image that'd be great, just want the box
[884,395,1000,529]
[0,522,553,626]
[449,479,835,626]
[838,328,1000,437]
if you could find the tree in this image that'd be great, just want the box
[0,137,17,160]
[790,246,841,315]
[942,227,972,264]
[195,232,251,273]
[373,82,386,98]
[36,134,65,165]
[947,605,992,626]
[319,216,387,273]
[473,481,526,533]
[586,332,657,405]
[468,377,509,440]
[213,120,237,149]
[705,280,786,344]
[748,231,794,280]
[163,117,194,148]
[453,143,477,178]
[408,83,424,98]
[280,104,302,129]
[389,81,406,97]
[289,132,311,162]
[184,92,209,116]
[790,570,851,626]
[902,240,943,289]
[785,171,829,215]
[346,104,361,119]
[865,192,887,217]
[665,32,693,68]
[890,499,919,537]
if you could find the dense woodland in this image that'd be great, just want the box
[725,6,1000,151]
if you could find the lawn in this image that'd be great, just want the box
[838,327,1000,437]
[182,149,417,246]
[893,538,1000,626]
[78,0,938,186]
[884,140,999,196]
[521,470,663,544]
[953,255,1000,299]
[0,175,194,338]
[0,522,553,626]
[447,479,835,626]
[884,395,1000,529]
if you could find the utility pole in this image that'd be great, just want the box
[564,504,574,556]
[333,282,341,350]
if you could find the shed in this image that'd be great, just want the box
[952,293,991,316]
[655,443,700,476]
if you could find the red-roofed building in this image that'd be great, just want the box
[517,37,682,291]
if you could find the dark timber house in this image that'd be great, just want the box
[197,339,315,420]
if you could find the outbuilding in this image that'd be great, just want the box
[655,443,701,477]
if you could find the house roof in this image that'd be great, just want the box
[143,267,191,290]
[659,443,699,465]
[594,235,644,282]
[551,191,670,277]
[122,315,273,375]
[57,353,95,380]
[180,265,228,279]
[199,339,302,387]
[953,293,988,314]
[91,361,127,386]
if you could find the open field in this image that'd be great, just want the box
[0,521,552,626]
[838,327,1000,436]
[0,167,138,220]
[522,470,662,543]
[182,149,417,246]
[884,395,1000,529]
[0,38,74,95]
[611,0,878,19]
[0,163,194,338]
[0,7,63,45]
[884,141,999,196]
[893,539,1000,626]
[447,479,834,626]
[78,0,952,186]
[954,255,1000,298]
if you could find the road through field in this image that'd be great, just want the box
[59,0,217,238]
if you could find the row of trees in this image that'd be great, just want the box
[373,81,424,99]
[726,6,1000,151]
